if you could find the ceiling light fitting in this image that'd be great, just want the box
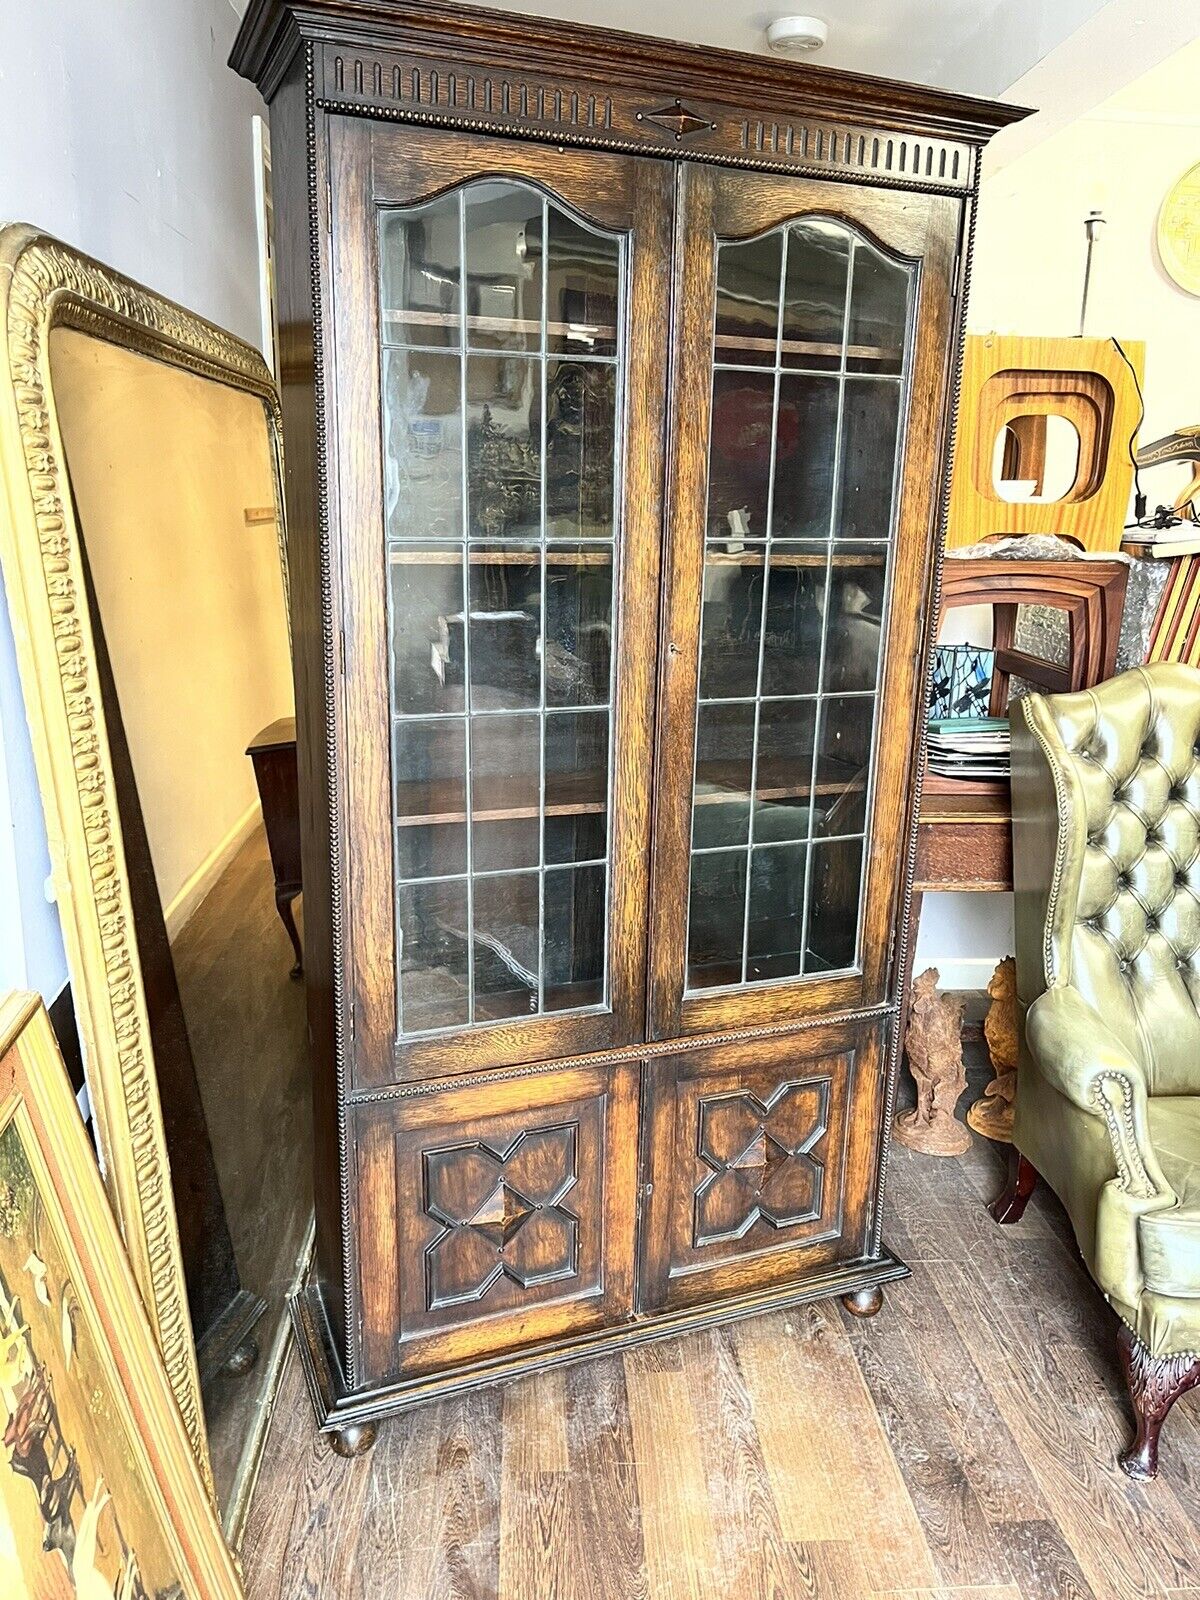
[766,15,828,55]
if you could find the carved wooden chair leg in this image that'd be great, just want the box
[1117,1322,1200,1480]
[988,1146,1037,1223]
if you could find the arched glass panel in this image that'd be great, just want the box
[687,218,914,992]
[378,180,624,1036]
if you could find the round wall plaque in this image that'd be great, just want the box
[1158,161,1200,296]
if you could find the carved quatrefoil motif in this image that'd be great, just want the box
[693,1079,830,1247]
[635,98,715,141]
[424,1124,579,1309]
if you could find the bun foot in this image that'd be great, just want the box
[842,1285,884,1319]
[226,1337,259,1376]
[329,1421,377,1459]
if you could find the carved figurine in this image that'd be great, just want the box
[968,955,1019,1142]
[894,967,971,1156]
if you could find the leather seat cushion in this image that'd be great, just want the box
[1140,1097,1200,1298]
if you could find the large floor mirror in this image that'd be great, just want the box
[52,330,311,1529]
[0,227,312,1542]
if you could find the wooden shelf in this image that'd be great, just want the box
[704,548,885,568]
[397,758,865,829]
[714,331,900,364]
[389,547,612,567]
[397,771,606,828]
[383,308,617,343]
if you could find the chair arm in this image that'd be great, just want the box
[1025,986,1175,1203]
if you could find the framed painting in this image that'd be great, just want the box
[0,991,243,1598]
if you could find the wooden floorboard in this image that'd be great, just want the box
[241,1114,1200,1599]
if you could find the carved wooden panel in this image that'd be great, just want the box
[316,44,976,192]
[693,1078,831,1247]
[639,1019,886,1312]
[351,1062,639,1381]
[424,1124,580,1309]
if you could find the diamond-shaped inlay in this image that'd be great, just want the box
[423,1125,579,1309]
[693,1079,830,1247]
[636,98,714,142]
[470,1181,534,1248]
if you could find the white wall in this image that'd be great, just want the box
[915,37,1200,988]
[0,0,266,999]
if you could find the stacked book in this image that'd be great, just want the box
[926,717,1010,781]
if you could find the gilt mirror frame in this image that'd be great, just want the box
[0,224,288,1494]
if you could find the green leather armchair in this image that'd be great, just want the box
[998,661,1200,1479]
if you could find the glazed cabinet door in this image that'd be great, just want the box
[649,165,961,1039]
[639,1018,886,1312]
[326,118,672,1086]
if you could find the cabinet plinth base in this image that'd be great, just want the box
[289,1250,909,1440]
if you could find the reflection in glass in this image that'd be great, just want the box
[823,546,886,693]
[686,216,912,990]
[698,551,763,702]
[715,230,782,366]
[467,545,541,710]
[380,193,461,348]
[383,350,462,540]
[381,180,623,1036]
[547,210,620,358]
[466,356,542,541]
[544,864,606,1009]
[760,544,827,698]
[464,183,543,351]
[747,843,806,979]
[544,545,612,707]
[782,220,850,369]
[544,710,608,865]
[389,550,466,716]
[687,851,748,990]
[805,838,866,972]
[706,369,775,541]
[848,243,909,374]
[813,697,873,836]
[754,700,817,843]
[474,873,540,1019]
[693,703,755,850]
[471,713,540,872]
[546,361,617,541]
[772,376,838,538]
[395,718,467,880]
[838,380,901,540]
[398,880,471,1034]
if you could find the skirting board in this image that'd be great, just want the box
[164,799,262,941]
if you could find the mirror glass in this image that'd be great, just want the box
[48,328,309,1528]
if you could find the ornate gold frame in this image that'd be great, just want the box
[0,224,287,1492]
[0,991,245,1596]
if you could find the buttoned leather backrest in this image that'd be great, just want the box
[1016,663,1200,1097]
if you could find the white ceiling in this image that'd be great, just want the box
[409,0,1115,98]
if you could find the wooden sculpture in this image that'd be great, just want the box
[968,955,1019,1142]
[894,968,971,1155]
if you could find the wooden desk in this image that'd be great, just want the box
[247,717,302,978]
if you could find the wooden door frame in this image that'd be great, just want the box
[325,117,674,1088]
[647,164,961,1041]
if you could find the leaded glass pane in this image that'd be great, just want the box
[685,218,913,993]
[382,180,623,1037]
